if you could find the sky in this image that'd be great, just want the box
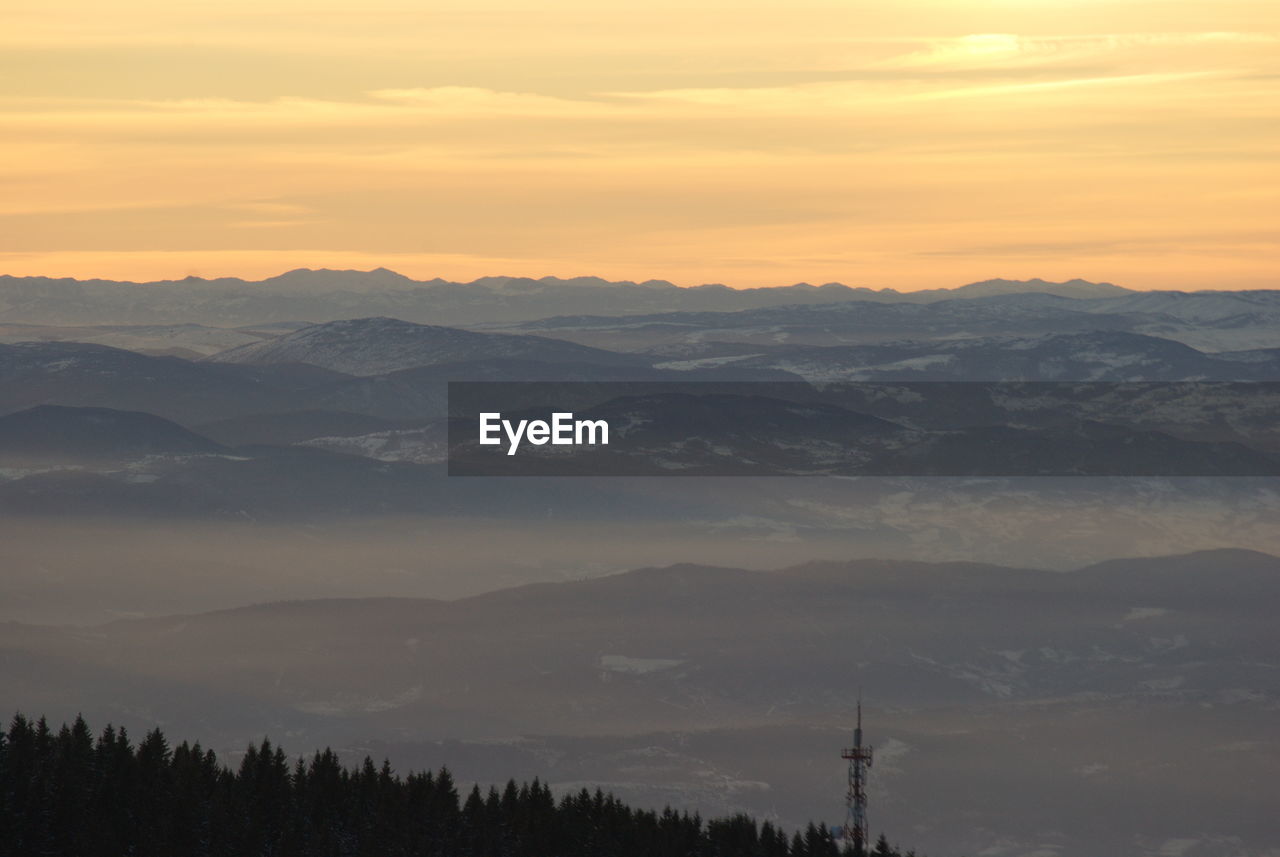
[2,0,1276,290]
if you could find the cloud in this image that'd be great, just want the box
[878,31,1278,71]
[0,87,632,135]
[227,219,318,229]
[225,201,313,215]
[367,87,621,118]
[3,6,1275,291]
[903,70,1227,102]
[603,68,1227,115]
[880,33,1036,69]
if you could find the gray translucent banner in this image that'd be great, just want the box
[447,381,1280,476]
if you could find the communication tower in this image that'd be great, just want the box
[840,697,873,854]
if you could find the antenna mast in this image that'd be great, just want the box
[840,696,873,854]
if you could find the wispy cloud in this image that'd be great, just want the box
[902,70,1228,102]
[603,68,1234,114]
[227,218,320,229]
[878,31,1278,70]
[367,87,622,117]
[225,201,314,215]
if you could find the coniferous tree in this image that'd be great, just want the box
[0,712,923,857]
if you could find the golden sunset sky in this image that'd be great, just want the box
[3,0,1276,289]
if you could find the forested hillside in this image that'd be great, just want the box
[0,714,912,857]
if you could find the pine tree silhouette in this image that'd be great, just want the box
[0,711,922,857]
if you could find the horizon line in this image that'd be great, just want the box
[3,266,1276,293]
[1,267,1125,292]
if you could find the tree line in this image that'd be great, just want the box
[0,713,915,857]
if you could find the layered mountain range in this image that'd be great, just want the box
[3,271,1279,857]
[2,271,1277,351]
[2,300,1279,512]
[0,271,1137,328]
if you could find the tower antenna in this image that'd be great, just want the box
[841,693,873,854]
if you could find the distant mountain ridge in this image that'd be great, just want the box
[0,340,350,424]
[7,269,1278,350]
[0,404,227,463]
[501,290,1280,353]
[0,269,1143,327]
[649,330,1280,381]
[207,316,646,376]
[0,268,1130,296]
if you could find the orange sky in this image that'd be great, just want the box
[2,1,1276,289]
